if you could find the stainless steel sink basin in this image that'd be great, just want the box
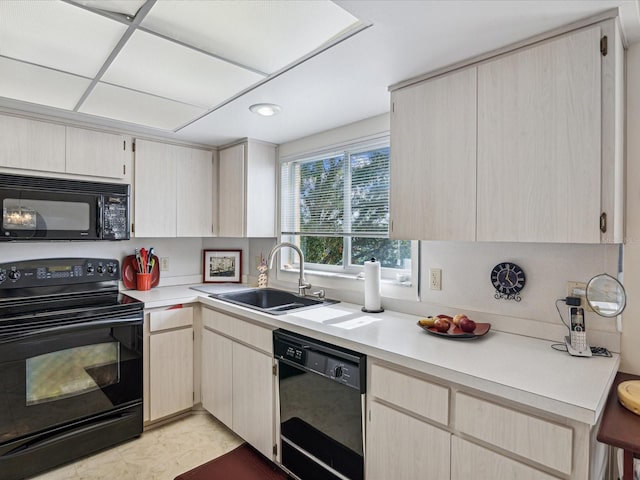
[211,288,338,315]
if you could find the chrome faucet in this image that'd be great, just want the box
[267,242,312,296]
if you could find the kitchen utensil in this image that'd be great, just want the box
[122,255,160,289]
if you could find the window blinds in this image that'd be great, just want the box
[280,139,390,238]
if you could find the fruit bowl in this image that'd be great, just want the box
[417,316,491,339]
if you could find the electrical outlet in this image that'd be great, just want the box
[160,257,170,272]
[429,268,442,290]
[566,281,592,311]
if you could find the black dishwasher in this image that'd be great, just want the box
[274,329,366,480]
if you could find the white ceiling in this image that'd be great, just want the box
[1,0,639,148]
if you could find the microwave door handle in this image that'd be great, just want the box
[96,198,103,238]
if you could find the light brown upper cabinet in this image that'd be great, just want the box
[389,18,624,243]
[65,126,129,179]
[477,21,623,243]
[0,115,66,173]
[390,67,477,241]
[218,139,276,238]
[134,139,214,238]
[0,115,130,179]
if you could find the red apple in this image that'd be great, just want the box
[459,317,477,333]
[434,317,451,333]
[453,314,468,326]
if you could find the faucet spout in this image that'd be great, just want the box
[267,242,311,296]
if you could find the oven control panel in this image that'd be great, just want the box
[0,258,120,287]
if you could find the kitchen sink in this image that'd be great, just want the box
[211,287,338,315]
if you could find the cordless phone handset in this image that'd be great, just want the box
[565,307,591,357]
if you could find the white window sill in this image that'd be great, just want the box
[271,267,416,304]
[281,266,412,287]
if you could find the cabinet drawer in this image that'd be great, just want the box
[149,306,193,332]
[370,363,449,425]
[202,308,272,354]
[451,437,560,480]
[454,393,572,474]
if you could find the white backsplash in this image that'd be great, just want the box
[0,238,204,287]
[0,235,622,350]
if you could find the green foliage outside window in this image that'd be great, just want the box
[290,145,410,270]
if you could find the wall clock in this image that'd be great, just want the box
[491,262,526,302]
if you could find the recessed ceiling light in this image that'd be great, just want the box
[249,103,282,117]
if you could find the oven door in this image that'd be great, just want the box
[0,310,142,451]
[278,360,365,480]
[0,187,100,240]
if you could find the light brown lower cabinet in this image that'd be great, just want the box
[366,359,592,480]
[201,308,275,459]
[147,306,194,422]
[451,437,560,480]
[366,400,451,479]
[201,328,232,427]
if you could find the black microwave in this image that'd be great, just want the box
[0,173,130,241]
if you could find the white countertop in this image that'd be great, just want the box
[126,284,620,426]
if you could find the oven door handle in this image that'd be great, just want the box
[0,317,142,344]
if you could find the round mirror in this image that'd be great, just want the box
[586,274,626,317]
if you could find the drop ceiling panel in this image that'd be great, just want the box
[71,0,146,17]
[0,0,128,77]
[102,30,265,109]
[0,57,92,110]
[79,82,206,130]
[140,0,361,73]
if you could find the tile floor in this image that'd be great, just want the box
[28,412,243,480]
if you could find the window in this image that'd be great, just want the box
[280,137,411,280]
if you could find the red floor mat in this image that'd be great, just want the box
[174,443,290,480]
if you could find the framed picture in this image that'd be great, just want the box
[203,250,242,283]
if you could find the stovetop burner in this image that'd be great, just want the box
[0,257,144,321]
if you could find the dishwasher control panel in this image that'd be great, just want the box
[273,329,365,392]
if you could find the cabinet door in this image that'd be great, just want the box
[451,437,560,480]
[0,115,65,172]
[176,147,214,237]
[245,141,276,237]
[366,400,450,480]
[218,144,245,237]
[149,327,194,420]
[65,127,128,179]
[390,67,477,241]
[477,26,602,242]
[232,342,274,459]
[201,328,233,428]
[134,139,177,237]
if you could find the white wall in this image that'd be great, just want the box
[278,113,390,159]
[621,42,640,374]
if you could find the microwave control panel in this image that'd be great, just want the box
[102,196,129,240]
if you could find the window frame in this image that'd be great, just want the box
[277,134,414,284]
